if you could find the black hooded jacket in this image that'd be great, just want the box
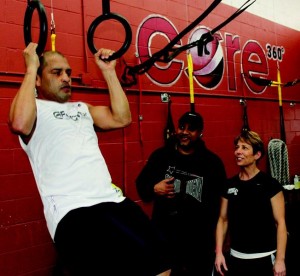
[136,139,227,243]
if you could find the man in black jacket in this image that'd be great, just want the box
[136,111,227,276]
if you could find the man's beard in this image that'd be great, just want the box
[178,136,198,151]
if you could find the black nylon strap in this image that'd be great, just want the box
[241,100,250,132]
[121,0,256,86]
[121,0,222,86]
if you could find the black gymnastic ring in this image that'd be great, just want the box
[23,0,48,56]
[87,13,132,61]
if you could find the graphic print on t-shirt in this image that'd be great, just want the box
[53,103,88,121]
[166,166,203,202]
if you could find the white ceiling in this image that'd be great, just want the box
[223,0,300,31]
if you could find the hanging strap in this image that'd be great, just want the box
[121,0,255,86]
[242,73,300,88]
[187,53,195,113]
[121,0,222,86]
[50,0,56,51]
[241,99,250,132]
[164,97,176,145]
[168,0,256,60]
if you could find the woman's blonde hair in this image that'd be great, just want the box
[234,130,265,159]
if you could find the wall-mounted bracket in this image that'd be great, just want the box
[161,93,170,103]
[239,98,246,105]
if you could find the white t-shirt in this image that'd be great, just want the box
[19,99,125,239]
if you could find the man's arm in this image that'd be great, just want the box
[136,149,169,202]
[136,159,158,202]
[89,48,131,130]
[9,43,39,136]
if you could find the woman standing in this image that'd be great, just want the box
[214,131,287,276]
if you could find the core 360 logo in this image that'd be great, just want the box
[136,15,285,94]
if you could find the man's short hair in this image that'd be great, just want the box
[37,51,66,76]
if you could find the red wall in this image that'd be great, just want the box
[0,0,300,275]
